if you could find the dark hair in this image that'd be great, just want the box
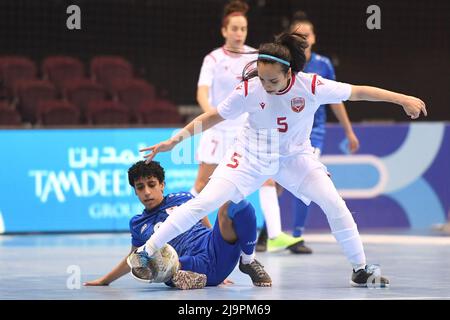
[242,31,308,81]
[290,10,314,31]
[128,160,165,188]
[222,0,249,27]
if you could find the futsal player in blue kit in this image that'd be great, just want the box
[256,11,361,254]
[84,160,271,289]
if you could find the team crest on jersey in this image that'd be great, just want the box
[291,97,305,113]
[259,102,266,109]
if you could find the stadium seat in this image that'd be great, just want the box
[112,78,156,115]
[0,101,21,126]
[15,79,57,123]
[36,100,80,126]
[64,79,107,119]
[0,56,37,97]
[42,56,85,93]
[86,100,131,125]
[137,99,183,125]
[90,56,133,93]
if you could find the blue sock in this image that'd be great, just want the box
[228,200,257,255]
[292,197,309,237]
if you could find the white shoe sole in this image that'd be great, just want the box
[350,280,390,288]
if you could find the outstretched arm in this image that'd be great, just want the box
[349,85,427,119]
[141,109,225,163]
[83,246,137,286]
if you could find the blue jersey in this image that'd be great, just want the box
[129,192,210,258]
[129,192,242,286]
[303,52,336,150]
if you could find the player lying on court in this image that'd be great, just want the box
[132,30,427,288]
[84,161,271,289]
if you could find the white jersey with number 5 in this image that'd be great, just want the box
[211,72,352,203]
[217,72,352,158]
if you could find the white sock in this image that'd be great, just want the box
[189,187,199,197]
[240,252,255,264]
[299,168,367,267]
[140,240,157,256]
[258,185,282,239]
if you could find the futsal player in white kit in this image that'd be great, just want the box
[194,0,301,251]
[133,31,427,287]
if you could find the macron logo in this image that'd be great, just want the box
[259,102,266,109]
[140,223,148,234]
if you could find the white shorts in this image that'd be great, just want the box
[196,127,238,165]
[210,142,327,205]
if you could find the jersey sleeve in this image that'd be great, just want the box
[313,75,351,105]
[131,235,145,248]
[129,219,146,247]
[216,82,247,120]
[197,54,216,87]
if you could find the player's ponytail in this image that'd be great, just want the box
[241,31,308,81]
[272,32,308,73]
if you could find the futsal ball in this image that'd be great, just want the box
[150,243,180,283]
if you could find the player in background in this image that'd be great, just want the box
[256,11,360,254]
[194,0,301,251]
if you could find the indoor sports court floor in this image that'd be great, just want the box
[1,231,450,300]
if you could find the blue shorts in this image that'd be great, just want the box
[178,219,241,286]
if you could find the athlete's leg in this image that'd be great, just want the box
[142,177,241,256]
[258,179,305,253]
[258,179,282,239]
[216,201,272,286]
[289,147,322,253]
[256,183,286,251]
[191,162,217,196]
[295,168,389,287]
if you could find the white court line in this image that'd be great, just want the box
[306,234,450,246]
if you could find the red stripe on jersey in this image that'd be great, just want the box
[311,74,317,95]
[207,53,217,62]
[276,73,296,95]
[244,80,249,97]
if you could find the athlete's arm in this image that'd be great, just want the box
[349,85,427,119]
[197,86,215,113]
[329,103,360,153]
[141,109,225,163]
[83,246,137,286]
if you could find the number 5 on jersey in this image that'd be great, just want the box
[277,117,288,133]
[226,152,242,169]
